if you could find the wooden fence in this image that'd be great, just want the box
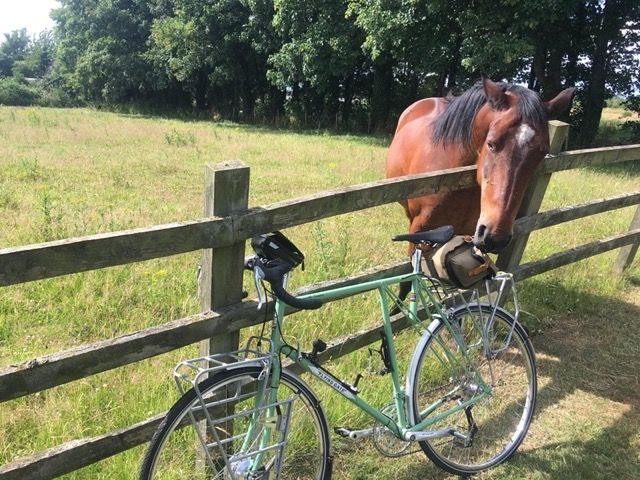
[1,121,639,479]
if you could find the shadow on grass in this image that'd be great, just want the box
[510,278,640,480]
[587,159,640,178]
[105,108,392,148]
[335,278,639,479]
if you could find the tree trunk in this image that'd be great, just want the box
[371,57,394,132]
[194,70,209,110]
[445,34,462,94]
[545,47,563,98]
[342,74,353,131]
[576,0,625,147]
[531,45,546,93]
[565,1,587,88]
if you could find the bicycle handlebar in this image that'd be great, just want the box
[245,257,323,310]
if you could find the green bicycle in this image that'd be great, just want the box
[140,226,537,479]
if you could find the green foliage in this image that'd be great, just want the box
[0,29,30,77]
[2,0,639,138]
[51,0,154,103]
[592,120,640,146]
[12,30,55,78]
[0,77,42,106]
[268,0,366,126]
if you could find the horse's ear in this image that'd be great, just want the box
[483,77,508,110]
[544,87,576,119]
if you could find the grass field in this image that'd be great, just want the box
[0,106,639,479]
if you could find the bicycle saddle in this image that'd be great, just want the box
[392,225,454,245]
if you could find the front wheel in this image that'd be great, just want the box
[140,366,331,479]
[407,304,537,476]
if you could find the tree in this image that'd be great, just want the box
[268,0,366,129]
[12,30,55,79]
[148,0,277,117]
[52,0,155,103]
[40,0,638,140]
[347,0,471,129]
[0,29,30,77]
[574,0,640,146]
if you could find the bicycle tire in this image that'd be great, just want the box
[140,366,331,480]
[407,304,537,476]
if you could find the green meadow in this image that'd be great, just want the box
[0,106,639,479]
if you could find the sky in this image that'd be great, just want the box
[0,0,59,37]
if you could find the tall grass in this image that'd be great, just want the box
[0,106,638,479]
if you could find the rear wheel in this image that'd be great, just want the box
[140,366,331,479]
[407,305,537,476]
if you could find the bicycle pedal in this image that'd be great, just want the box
[334,427,374,440]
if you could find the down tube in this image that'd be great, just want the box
[280,344,404,437]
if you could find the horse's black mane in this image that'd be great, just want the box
[431,82,547,151]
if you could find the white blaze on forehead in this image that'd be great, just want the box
[516,123,535,147]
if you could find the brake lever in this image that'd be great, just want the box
[253,265,266,309]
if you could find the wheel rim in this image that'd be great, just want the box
[146,370,328,479]
[411,308,536,472]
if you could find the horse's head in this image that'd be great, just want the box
[473,78,574,253]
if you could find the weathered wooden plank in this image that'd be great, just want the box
[230,166,478,240]
[0,166,476,287]
[0,261,411,403]
[613,204,640,275]
[2,144,639,288]
[0,309,223,403]
[541,144,640,174]
[197,162,249,467]
[0,413,165,480]
[514,191,640,235]
[514,229,640,280]
[199,162,249,371]
[0,218,234,287]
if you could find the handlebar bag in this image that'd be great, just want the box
[251,231,305,268]
[424,235,497,289]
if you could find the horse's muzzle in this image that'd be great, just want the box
[473,224,512,254]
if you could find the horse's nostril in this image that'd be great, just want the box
[484,234,513,253]
[476,224,487,239]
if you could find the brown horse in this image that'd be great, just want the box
[386,78,575,253]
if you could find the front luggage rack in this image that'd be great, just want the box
[173,336,275,395]
[179,354,295,479]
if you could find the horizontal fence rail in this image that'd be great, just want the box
[515,228,640,280]
[513,191,640,235]
[1,132,640,479]
[0,263,411,404]
[0,166,477,286]
[1,144,639,288]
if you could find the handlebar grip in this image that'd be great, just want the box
[246,257,322,310]
[272,281,323,310]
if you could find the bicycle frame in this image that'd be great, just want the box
[154,243,530,479]
[261,249,493,445]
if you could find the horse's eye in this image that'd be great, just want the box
[487,141,496,152]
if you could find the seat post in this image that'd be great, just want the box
[411,246,423,274]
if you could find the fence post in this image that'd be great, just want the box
[199,161,250,358]
[613,204,640,275]
[496,120,570,272]
[196,161,249,472]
